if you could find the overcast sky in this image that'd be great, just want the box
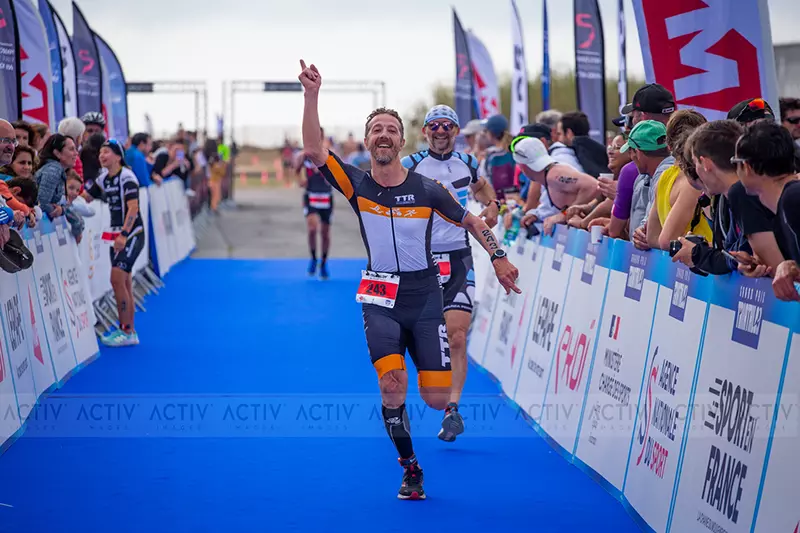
[49,0,798,144]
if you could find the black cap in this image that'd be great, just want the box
[517,123,552,141]
[621,83,675,115]
[727,98,775,124]
[611,115,628,128]
[101,139,128,167]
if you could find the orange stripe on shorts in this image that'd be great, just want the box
[374,354,406,379]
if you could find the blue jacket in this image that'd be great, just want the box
[125,147,152,187]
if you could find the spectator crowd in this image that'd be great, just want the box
[457,90,800,303]
[0,113,230,267]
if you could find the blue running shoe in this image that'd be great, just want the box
[307,258,318,276]
[319,262,329,280]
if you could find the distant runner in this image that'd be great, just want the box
[294,127,333,279]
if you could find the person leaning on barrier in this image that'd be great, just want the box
[644,109,712,251]
[512,136,599,235]
[733,121,800,301]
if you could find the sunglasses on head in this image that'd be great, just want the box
[427,122,454,132]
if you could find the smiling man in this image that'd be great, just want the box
[401,105,499,444]
[299,60,520,501]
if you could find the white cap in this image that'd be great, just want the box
[512,137,555,172]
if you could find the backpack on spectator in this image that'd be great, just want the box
[571,137,611,178]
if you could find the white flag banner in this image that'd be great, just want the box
[618,0,627,112]
[53,6,77,119]
[510,0,528,133]
[467,31,500,119]
[15,0,56,130]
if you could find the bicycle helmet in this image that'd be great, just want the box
[81,112,106,127]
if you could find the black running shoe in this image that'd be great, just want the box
[397,458,426,500]
[438,403,465,442]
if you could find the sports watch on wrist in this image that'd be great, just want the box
[120,230,130,238]
[490,249,507,263]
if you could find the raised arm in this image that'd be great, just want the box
[299,60,328,166]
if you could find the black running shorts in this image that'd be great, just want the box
[436,248,475,314]
[303,192,333,225]
[110,230,145,273]
[362,270,452,389]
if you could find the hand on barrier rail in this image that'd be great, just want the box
[632,224,649,251]
[772,260,800,302]
[542,213,564,236]
[730,251,773,278]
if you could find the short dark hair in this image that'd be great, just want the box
[131,132,150,148]
[779,97,800,119]
[666,109,707,161]
[687,120,742,173]
[66,169,82,183]
[7,177,38,208]
[12,120,35,142]
[736,121,796,177]
[365,107,404,138]
[559,111,590,137]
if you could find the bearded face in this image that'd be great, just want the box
[365,114,404,166]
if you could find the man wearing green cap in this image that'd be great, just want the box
[621,120,674,250]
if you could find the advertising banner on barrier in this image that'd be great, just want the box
[0,268,36,419]
[515,226,573,422]
[623,258,710,533]
[575,241,659,490]
[0,318,20,446]
[133,188,150,274]
[79,201,111,302]
[541,230,611,452]
[669,276,795,533]
[752,333,799,533]
[14,249,56,400]
[148,183,175,276]
[24,222,76,383]
[483,236,544,399]
[469,253,500,363]
[48,217,97,365]
[167,179,195,261]
[631,0,780,120]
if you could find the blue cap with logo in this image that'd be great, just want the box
[424,105,460,128]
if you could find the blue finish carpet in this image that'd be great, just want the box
[0,259,641,532]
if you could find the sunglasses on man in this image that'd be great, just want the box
[786,117,800,125]
[427,121,455,132]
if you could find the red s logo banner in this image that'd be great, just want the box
[78,49,95,75]
[0,8,6,29]
[575,13,596,49]
[640,0,765,114]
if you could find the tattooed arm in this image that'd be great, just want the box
[462,213,521,294]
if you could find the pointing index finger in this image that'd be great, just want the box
[300,59,307,70]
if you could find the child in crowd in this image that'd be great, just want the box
[63,170,86,242]
[66,170,95,218]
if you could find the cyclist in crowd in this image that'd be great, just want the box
[82,140,145,347]
[401,104,500,443]
[299,59,519,501]
[81,112,106,143]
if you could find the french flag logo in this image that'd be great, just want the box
[609,315,621,340]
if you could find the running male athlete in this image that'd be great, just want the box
[82,140,145,347]
[294,126,333,279]
[401,105,499,442]
[299,60,520,500]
